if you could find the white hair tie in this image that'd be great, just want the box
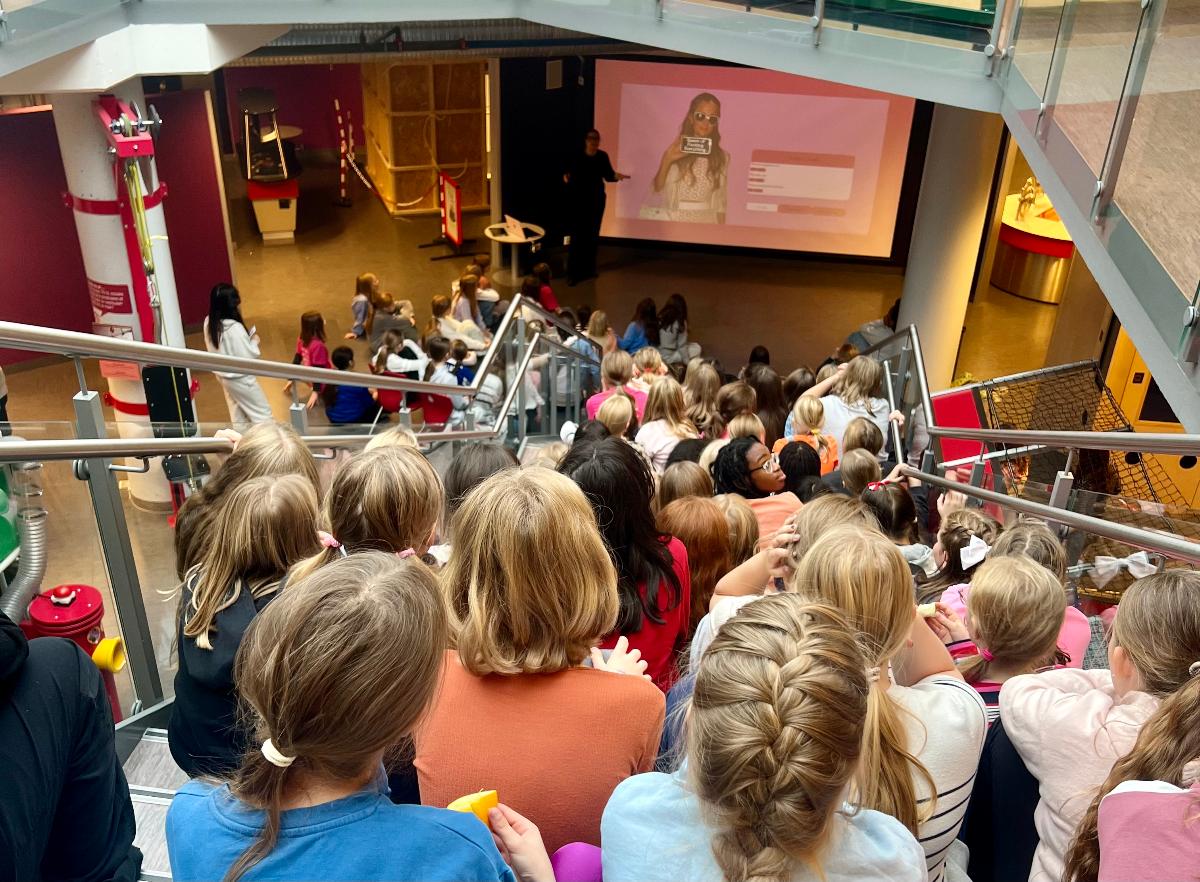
[261,738,296,768]
[1189,660,1200,678]
[960,534,991,570]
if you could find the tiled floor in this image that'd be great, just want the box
[2,157,1055,714]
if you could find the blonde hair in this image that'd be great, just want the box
[601,350,634,388]
[363,425,419,452]
[657,460,713,512]
[442,468,618,675]
[586,309,611,340]
[842,417,884,455]
[727,413,765,444]
[174,422,320,578]
[643,377,698,440]
[841,447,882,495]
[834,355,883,407]
[657,496,731,630]
[290,447,443,583]
[815,363,838,384]
[698,438,729,477]
[634,347,665,382]
[226,553,447,882]
[684,362,723,439]
[960,556,1065,684]
[597,392,635,439]
[1064,570,1200,882]
[792,395,824,433]
[990,520,1067,581]
[525,440,568,470]
[687,595,870,882]
[790,526,937,834]
[786,494,880,568]
[714,493,759,566]
[182,475,320,651]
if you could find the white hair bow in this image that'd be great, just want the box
[960,534,991,570]
[1091,551,1157,588]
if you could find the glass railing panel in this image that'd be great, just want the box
[1046,0,1144,177]
[0,0,122,40]
[1109,0,1200,298]
[1,420,80,441]
[1009,0,1065,100]
[669,0,994,47]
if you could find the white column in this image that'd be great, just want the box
[897,105,1004,392]
[487,58,503,272]
[52,81,183,506]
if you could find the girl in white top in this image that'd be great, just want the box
[603,594,925,882]
[1002,569,1200,882]
[428,294,486,351]
[802,356,893,461]
[423,336,467,428]
[203,284,272,428]
[635,377,699,473]
[790,525,987,882]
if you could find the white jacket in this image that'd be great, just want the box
[1000,668,1160,882]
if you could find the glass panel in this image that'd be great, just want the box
[1047,0,1143,176]
[1010,0,1066,99]
[1110,0,1200,297]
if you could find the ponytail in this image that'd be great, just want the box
[1064,672,1200,882]
[859,679,937,834]
[223,754,289,882]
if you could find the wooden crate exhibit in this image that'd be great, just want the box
[361,60,488,216]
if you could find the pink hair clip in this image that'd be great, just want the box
[397,548,416,559]
[866,481,887,491]
[317,530,349,558]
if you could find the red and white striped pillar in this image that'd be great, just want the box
[51,83,184,505]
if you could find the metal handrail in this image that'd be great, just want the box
[927,426,1200,456]
[0,320,469,397]
[521,299,602,358]
[902,466,1200,565]
[0,429,500,463]
[0,294,598,402]
[497,332,541,424]
[858,324,935,431]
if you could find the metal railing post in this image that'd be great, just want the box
[547,349,558,438]
[73,390,164,706]
[516,317,528,446]
[289,382,307,433]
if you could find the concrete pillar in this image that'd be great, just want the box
[52,81,184,506]
[898,105,1004,392]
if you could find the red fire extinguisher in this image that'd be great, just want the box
[24,584,126,722]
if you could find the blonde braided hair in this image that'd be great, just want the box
[687,595,870,882]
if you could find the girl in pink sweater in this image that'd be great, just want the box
[1001,569,1200,882]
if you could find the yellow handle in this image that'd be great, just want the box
[92,636,127,673]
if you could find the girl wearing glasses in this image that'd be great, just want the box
[652,93,729,224]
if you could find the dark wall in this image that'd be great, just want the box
[0,109,92,366]
[499,56,595,254]
[223,64,364,153]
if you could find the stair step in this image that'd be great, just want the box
[131,788,172,881]
[123,733,188,792]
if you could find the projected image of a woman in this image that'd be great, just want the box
[652,92,729,224]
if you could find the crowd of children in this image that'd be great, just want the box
[11,274,1195,882]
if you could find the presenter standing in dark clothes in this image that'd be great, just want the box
[564,129,628,285]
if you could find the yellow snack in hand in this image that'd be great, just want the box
[447,790,498,824]
[917,603,938,619]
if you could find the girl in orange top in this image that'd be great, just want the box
[772,394,839,475]
[415,468,664,854]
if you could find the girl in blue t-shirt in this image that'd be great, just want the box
[166,552,555,882]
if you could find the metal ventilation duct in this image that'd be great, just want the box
[225,19,663,65]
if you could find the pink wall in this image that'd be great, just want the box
[151,90,234,325]
[0,109,92,366]
[0,98,233,366]
[222,64,364,152]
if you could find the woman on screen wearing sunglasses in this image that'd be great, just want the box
[652,92,729,225]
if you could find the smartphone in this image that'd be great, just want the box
[681,136,712,156]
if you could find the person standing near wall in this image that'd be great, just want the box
[204,284,273,429]
[563,129,628,286]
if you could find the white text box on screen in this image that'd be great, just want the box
[747,162,855,202]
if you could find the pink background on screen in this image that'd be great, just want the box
[594,61,915,256]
